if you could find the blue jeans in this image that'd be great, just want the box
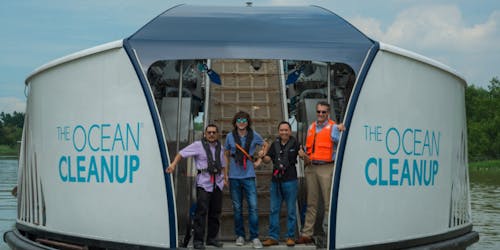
[269,179,298,240]
[230,178,259,240]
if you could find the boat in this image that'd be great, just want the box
[3,4,478,249]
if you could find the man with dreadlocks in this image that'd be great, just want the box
[166,124,226,250]
[225,111,268,249]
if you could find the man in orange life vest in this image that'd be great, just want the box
[297,101,345,244]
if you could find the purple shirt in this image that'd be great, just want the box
[179,140,226,192]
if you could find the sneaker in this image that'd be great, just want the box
[235,236,245,246]
[286,238,295,246]
[262,238,279,246]
[252,238,263,249]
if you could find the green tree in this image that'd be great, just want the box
[0,111,25,128]
[487,77,500,158]
[465,77,500,161]
[0,111,25,147]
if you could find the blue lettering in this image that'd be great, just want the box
[87,156,99,183]
[112,124,124,151]
[88,124,100,151]
[385,127,400,155]
[412,159,422,186]
[57,121,143,184]
[63,122,142,153]
[432,132,440,156]
[127,123,140,151]
[129,155,140,183]
[363,157,439,187]
[116,155,127,183]
[413,129,422,156]
[73,125,86,152]
[363,125,369,141]
[402,128,413,155]
[59,156,68,182]
[101,124,111,152]
[400,159,411,185]
[67,156,76,182]
[422,130,431,156]
[423,160,432,185]
[432,160,439,185]
[77,155,86,182]
[365,157,378,185]
[378,158,388,186]
[101,155,114,183]
[389,158,399,186]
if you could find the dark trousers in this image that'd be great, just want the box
[193,186,223,243]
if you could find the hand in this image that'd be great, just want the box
[254,158,262,168]
[303,155,311,166]
[165,165,175,173]
[338,123,346,131]
[298,146,306,157]
[224,176,229,187]
[257,149,265,158]
[298,145,311,165]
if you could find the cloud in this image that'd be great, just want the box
[349,4,500,87]
[349,16,385,41]
[0,97,26,114]
[352,5,499,50]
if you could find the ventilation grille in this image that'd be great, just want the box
[18,112,46,226]
[449,130,471,227]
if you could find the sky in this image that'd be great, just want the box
[1,0,499,113]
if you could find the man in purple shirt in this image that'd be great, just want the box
[166,124,227,249]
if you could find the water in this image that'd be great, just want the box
[0,158,17,250]
[469,170,500,249]
[0,159,498,249]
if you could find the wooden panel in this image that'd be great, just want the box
[207,59,291,240]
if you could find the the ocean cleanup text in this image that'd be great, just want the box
[363,125,440,187]
[56,122,142,184]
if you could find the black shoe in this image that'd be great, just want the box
[206,239,223,247]
[193,241,205,249]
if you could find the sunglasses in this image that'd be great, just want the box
[236,118,248,123]
[206,131,217,135]
[316,110,328,114]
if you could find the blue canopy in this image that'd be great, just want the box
[125,4,376,74]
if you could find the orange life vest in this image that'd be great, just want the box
[305,119,335,162]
